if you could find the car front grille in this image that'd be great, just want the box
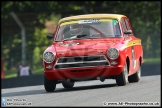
[54,55,110,70]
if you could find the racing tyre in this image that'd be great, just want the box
[62,80,75,88]
[44,75,57,92]
[116,62,128,86]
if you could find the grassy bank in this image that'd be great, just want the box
[143,58,161,64]
[4,67,44,79]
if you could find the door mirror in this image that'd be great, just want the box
[124,30,132,34]
[46,34,54,39]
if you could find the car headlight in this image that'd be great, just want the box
[43,52,55,63]
[107,48,119,60]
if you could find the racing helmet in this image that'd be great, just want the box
[70,24,83,35]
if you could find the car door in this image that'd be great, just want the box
[125,18,138,71]
[121,17,137,73]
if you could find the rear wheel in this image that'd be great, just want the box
[62,80,75,88]
[116,62,128,86]
[44,75,57,92]
[128,63,141,83]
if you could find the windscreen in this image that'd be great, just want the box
[55,19,121,41]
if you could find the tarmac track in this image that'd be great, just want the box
[1,75,161,107]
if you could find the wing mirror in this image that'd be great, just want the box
[46,34,54,39]
[124,30,132,34]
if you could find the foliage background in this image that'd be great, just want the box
[1,1,161,73]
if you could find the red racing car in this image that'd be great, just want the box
[43,14,144,92]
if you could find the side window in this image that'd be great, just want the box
[125,18,133,36]
[121,18,127,37]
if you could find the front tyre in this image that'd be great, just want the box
[44,75,57,92]
[116,62,128,86]
[62,80,75,88]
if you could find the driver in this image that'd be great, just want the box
[70,24,83,36]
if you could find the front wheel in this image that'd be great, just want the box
[62,80,75,88]
[44,75,57,92]
[116,62,128,86]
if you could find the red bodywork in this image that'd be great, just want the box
[43,15,144,81]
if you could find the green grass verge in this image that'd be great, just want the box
[144,58,161,64]
[4,67,44,79]
[3,58,160,79]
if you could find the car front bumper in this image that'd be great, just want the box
[45,65,124,80]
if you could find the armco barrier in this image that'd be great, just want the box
[1,63,160,89]
[1,74,44,89]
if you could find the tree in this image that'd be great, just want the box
[1,1,161,71]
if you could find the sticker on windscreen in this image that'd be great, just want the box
[78,19,100,24]
[112,19,118,25]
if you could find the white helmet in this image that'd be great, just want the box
[70,24,83,35]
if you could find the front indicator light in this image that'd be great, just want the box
[46,65,52,69]
[111,61,118,65]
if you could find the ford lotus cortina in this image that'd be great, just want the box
[43,14,144,92]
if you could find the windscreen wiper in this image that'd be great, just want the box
[57,35,87,42]
[69,34,87,39]
[76,34,87,38]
